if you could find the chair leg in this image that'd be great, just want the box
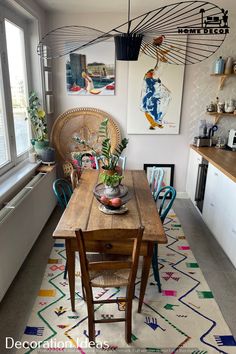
[152,243,162,293]
[85,286,95,342]
[125,296,132,344]
[63,261,68,279]
[88,310,95,342]
[81,281,86,301]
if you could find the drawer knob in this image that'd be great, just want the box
[104,243,113,249]
[210,203,214,207]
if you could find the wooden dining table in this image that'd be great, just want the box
[53,169,167,313]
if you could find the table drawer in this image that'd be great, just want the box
[71,239,148,255]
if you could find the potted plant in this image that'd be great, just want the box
[99,172,123,197]
[74,118,128,197]
[98,118,128,173]
[74,118,128,172]
[27,91,54,162]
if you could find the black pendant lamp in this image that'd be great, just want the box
[114,0,143,61]
[114,33,143,61]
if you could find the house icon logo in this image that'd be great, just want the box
[178,8,229,34]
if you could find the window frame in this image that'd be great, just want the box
[0,4,34,176]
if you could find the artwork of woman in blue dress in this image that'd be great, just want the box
[140,68,171,130]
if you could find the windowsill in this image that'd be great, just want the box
[0,159,42,207]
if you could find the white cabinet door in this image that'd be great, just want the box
[186,149,202,203]
[219,172,236,224]
[203,162,236,267]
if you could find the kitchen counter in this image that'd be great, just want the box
[190,145,236,183]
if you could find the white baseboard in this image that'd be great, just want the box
[176,192,189,199]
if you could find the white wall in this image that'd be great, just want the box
[47,7,236,193]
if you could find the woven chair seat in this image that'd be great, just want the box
[87,253,131,287]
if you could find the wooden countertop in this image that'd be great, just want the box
[191,145,236,183]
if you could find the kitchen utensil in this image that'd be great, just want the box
[208,125,218,139]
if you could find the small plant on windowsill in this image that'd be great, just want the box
[27,91,54,163]
[27,91,48,148]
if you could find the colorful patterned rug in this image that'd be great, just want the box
[19,212,236,354]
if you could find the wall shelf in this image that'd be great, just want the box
[206,111,236,124]
[210,73,236,90]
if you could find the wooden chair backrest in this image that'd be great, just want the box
[75,227,144,284]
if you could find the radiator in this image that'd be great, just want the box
[0,168,57,301]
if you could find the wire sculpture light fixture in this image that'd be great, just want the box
[37,1,229,65]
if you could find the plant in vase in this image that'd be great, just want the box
[27,91,54,163]
[99,172,123,198]
[73,118,128,174]
[98,118,128,173]
[74,118,128,201]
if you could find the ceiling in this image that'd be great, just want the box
[35,0,236,14]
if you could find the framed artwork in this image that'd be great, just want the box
[144,164,175,198]
[71,151,97,170]
[127,53,185,134]
[66,39,115,96]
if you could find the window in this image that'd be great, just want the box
[0,4,40,176]
[0,76,10,167]
[5,20,30,157]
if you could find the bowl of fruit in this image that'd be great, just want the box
[93,182,130,214]
[99,196,123,210]
[94,194,130,214]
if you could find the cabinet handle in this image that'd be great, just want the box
[210,203,214,207]
[232,229,236,234]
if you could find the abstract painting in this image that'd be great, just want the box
[66,40,115,96]
[127,53,185,134]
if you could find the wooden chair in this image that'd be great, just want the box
[53,179,73,279]
[75,227,144,344]
[152,186,176,292]
[70,169,80,190]
[62,161,80,190]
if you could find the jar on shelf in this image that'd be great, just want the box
[217,102,225,113]
[213,56,225,74]
[224,56,233,74]
[233,61,236,74]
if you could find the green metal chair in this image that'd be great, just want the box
[53,179,73,279]
[53,179,73,209]
[152,186,176,292]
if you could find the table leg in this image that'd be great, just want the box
[138,242,154,313]
[65,239,75,311]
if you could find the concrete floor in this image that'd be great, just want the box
[0,200,235,354]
